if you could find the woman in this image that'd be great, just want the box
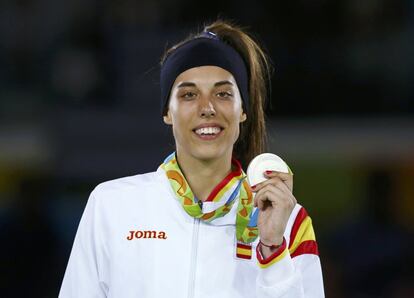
[60,20,324,297]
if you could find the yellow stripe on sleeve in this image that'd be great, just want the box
[258,246,288,269]
[289,216,316,255]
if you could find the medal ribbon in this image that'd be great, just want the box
[161,152,259,244]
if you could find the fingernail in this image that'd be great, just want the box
[251,185,257,190]
[265,170,273,175]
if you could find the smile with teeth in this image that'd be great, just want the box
[194,127,222,135]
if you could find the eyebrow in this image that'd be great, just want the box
[177,82,196,88]
[214,80,234,87]
[176,80,234,88]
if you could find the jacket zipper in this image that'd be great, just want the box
[187,218,200,298]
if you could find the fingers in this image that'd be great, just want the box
[251,172,293,193]
[250,170,296,210]
[264,170,292,180]
[266,170,293,192]
[254,186,280,209]
[253,183,297,210]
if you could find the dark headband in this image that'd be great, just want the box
[160,32,249,114]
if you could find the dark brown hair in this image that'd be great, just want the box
[161,20,272,168]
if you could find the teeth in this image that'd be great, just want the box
[195,127,221,135]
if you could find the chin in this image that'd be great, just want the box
[188,145,231,162]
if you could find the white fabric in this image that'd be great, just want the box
[59,168,325,298]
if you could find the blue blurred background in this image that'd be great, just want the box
[0,0,413,297]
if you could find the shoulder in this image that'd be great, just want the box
[76,168,174,231]
[90,168,169,202]
[286,204,315,238]
[94,171,159,192]
[285,204,319,258]
[289,204,313,225]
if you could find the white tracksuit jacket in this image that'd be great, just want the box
[59,167,325,298]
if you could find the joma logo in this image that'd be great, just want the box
[126,230,167,240]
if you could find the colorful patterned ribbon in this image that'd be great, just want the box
[161,153,259,244]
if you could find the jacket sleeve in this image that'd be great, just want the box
[255,205,325,298]
[59,191,108,298]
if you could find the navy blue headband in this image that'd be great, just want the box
[160,32,249,114]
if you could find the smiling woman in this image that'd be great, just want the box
[165,66,246,166]
[59,20,324,298]
[164,66,248,201]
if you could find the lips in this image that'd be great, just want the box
[192,124,223,139]
[194,126,222,135]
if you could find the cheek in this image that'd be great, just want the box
[170,111,192,137]
[228,116,242,140]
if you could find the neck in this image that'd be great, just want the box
[176,151,233,202]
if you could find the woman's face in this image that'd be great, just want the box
[164,66,247,163]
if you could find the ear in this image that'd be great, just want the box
[240,111,247,123]
[163,110,172,125]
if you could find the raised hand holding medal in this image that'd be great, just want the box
[247,153,297,258]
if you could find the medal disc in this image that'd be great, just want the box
[246,153,290,186]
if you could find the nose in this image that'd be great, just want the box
[199,96,216,118]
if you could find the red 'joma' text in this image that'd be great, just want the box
[126,230,167,240]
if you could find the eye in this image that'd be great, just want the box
[216,91,233,98]
[181,91,197,99]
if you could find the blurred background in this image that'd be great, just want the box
[0,0,413,297]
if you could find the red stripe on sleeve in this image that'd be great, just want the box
[289,207,308,248]
[256,238,287,265]
[290,240,319,258]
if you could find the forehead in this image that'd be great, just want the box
[172,66,237,88]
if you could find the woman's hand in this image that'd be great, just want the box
[251,170,296,258]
